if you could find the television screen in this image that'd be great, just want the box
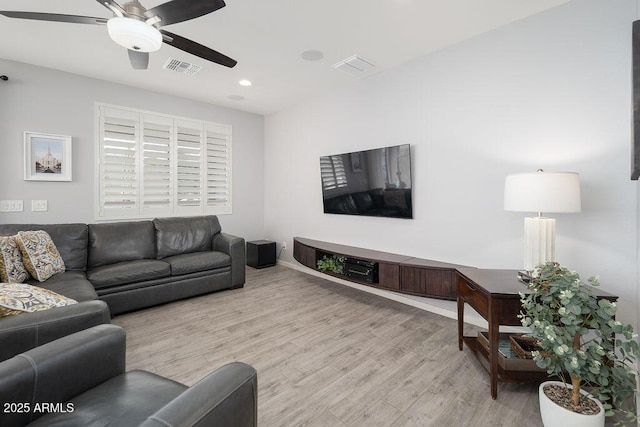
[320,144,412,219]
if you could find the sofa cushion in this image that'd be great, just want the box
[164,251,231,276]
[88,221,156,268]
[0,236,29,283]
[0,283,77,317]
[30,370,187,427]
[87,260,171,290]
[153,216,221,259]
[0,224,88,271]
[28,270,98,302]
[15,231,66,282]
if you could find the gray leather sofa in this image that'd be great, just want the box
[0,215,245,360]
[0,324,258,427]
[0,223,110,362]
[85,216,245,315]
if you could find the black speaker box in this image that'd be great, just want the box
[247,240,276,269]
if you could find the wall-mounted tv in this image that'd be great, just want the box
[320,144,413,219]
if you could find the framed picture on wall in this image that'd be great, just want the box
[23,131,72,181]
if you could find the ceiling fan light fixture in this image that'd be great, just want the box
[107,17,162,52]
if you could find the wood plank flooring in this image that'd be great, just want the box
[113,265,544,426]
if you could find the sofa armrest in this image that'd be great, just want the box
[140,362,257,427]
[0,325,125,427]
[213,232,246,286]
[0,300,111,362]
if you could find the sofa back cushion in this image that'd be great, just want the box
[88,221,156,268]
[0,224,88,271]
[153,216,221,259]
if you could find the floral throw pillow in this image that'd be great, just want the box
[0,283,77,317]
[0,236,30,283]
[15,231,66,282]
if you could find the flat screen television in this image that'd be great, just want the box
[320,144,413,219]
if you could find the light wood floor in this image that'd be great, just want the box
[114,265,545,426]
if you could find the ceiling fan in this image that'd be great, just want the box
[0,0,237,70]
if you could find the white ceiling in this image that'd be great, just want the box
[0,0,570,115]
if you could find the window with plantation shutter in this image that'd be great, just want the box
[320,155,348,190]
[206,127,231,210]
[142,115,172,215]
[176,122,203,211]
[99,109,138,217]
[96,104,232,220]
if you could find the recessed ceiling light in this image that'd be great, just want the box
[228,95,245,101]
[238,79,252,86]
[301,50,324,61]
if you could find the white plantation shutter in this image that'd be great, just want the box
[205,127,232,213]
[98,108,139,218]
[141,115,172,215]
[176,122,203,211]
[96,104,232,219]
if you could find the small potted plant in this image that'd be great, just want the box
[518,262,639,426]
[316,255,345,275]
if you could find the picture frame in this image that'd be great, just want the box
[23,131,72,181]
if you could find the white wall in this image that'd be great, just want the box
[0,60,265,239]
[264,0,639,324]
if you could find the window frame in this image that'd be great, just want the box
[95,103,232,221]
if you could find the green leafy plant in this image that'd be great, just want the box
[316,255,345,275]
[519,262,639,422]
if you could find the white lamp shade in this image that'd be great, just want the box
[107,17,162,52]
[504,171,581,214]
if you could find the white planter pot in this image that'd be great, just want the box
[539,381,604,427]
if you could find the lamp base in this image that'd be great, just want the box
[523,217,555,271]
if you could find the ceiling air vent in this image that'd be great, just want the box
[332,55,376,76]
[162,58,202,75]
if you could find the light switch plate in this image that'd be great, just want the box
[0,200,24,212]
[32,200,48,212]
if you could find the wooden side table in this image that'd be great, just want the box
[456,267,616,399]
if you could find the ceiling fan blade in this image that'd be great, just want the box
[160,30,236,68]
[95,0,125,16]
[145,0,225,27]
[128,50,149,69]
[0,11,107,25]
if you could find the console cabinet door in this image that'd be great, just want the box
[378,263,400,290]
[400,266,456,299]
[293,241,316,269]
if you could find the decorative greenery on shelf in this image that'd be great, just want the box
[519,262,639,423]
[316,255,346,275]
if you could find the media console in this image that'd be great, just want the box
[293,237,467,300]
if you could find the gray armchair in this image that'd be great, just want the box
[0,324,258,427]
[0,299,110,362]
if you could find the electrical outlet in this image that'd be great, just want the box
[0,200,24,212]
[282,241,287,250]
[32,200,48,212]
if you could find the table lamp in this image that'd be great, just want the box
[504,170,581,271]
